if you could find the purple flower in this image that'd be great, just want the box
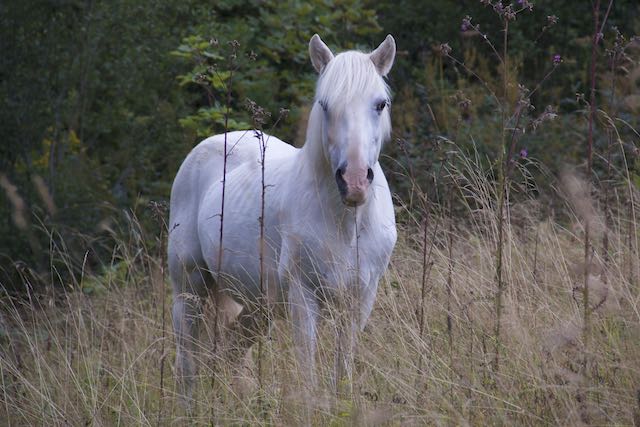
[461,16,472,32]
[553,54,562,65]
[520,148,528,158]
[517,0,533,10]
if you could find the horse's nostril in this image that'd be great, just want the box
[367,167,374,183]
[335,168,348,196]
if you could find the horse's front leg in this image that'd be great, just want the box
[288,281,320,391]
[334,294,359,397]
[334,276,375,396]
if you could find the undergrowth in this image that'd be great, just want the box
[0,159,638,425]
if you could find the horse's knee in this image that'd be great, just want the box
[222,309,268,363]
[171,297,187,334]
[216,292,243,326]
[172,295,203,337]
[168,252,211,297]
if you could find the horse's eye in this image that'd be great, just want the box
[319,100,328,112]
[375,101,387,112]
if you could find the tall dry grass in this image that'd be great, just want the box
[1,152,638,425]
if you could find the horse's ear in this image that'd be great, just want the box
[369,34,396,76]
[309,34,334,74]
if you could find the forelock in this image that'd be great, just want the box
[315,51,390,111]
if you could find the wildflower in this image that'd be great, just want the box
[520,148,528,158]
[461,16,472,32]
[553,54,562,65]
[517,0,533,11]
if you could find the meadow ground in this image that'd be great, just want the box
[1,165,638,426]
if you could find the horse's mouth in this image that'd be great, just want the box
[342,199,361,207]
[340,194,367,207]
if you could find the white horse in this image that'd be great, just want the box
[168,34,397,398]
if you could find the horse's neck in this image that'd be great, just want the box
[298,104,328,176]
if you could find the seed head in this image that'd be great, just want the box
[439,43,452,56]
[504,5,516,21]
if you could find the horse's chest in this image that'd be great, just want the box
[296,225,387,292]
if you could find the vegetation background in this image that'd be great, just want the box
[1,0,639,425]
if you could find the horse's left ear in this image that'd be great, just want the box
[369,34,396,76]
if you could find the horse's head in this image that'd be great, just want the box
[309,34,396,207]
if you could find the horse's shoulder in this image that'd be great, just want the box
[366,171,397,251]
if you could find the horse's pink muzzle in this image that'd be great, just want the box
[335,165,374,206]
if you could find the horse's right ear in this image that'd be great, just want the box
[309,34,334,74]
[369,34,396,77]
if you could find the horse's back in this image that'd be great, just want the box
[168,131,295,283]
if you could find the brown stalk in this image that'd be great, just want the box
[493,16,509,374]
[445,187,454,400]
[210,40,239,424]
[584,0,603,359]
[149,202,168,427]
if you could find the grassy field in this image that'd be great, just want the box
[1,0,639,425]
[1,160,638,426]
